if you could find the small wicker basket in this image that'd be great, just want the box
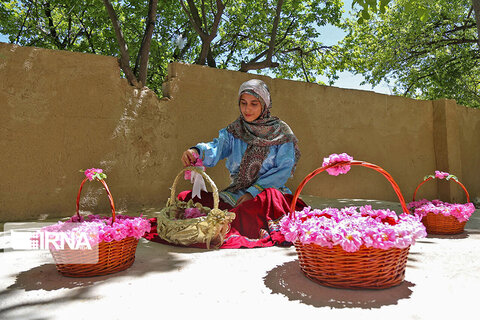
[156,167,235,249]
[50,178,139,277]
[411,175,471,234]
[289,160,412,289]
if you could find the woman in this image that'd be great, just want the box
[179,79,306,248]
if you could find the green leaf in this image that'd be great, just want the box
[446,174,458,181]
[361,10,370,20]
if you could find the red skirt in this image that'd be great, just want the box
[144,188,307,249]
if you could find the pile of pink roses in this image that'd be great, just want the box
[43,214,151,247]
[280,206,426,252]
[408,199,475,223]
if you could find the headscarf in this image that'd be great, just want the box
[223,79,300,193]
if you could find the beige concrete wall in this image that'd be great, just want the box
[1,42,478,222]
[457,104,480,202]
[163,63,439,203]
[0,43,178,221]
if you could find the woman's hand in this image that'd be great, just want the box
[181,149,199,167]
[236,193,253,206]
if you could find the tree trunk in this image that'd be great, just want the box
[102,0,139,87]
[136,0,158,86]
[181,0,224,66]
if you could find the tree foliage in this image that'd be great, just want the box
[0,0,348,94]
[0,0,184,92]
[169,0,346,82]
[328,0,480,108]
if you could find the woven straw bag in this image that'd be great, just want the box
[289,160,412,289]
[156,166,235,249]
[50,177,139,277]
[412,175,471,234]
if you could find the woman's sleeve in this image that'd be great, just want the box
[194,128,233,167]
[246,142,296,198]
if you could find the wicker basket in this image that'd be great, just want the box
[156,167,235,249]
[288,160,412,289]
[295,243,410,289]
[412,175,470,235]
[51,178,139,277]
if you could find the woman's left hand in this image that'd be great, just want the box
[236,193,253,206]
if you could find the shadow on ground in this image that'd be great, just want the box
[5,241,186,292]
[0,240,187,318]
[263,260,415,309]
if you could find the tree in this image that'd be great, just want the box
[179,0,224,67]
[180,0,390,79]
[0,0,179,91]
[102,0,158,86]
[327,0,480,108]
[238,0,284,72]
[208,0,345,82]
[0,1,356,92]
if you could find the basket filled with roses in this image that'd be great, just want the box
[408,171,475,235]
[43,168,150,277]
[280,153,426,289]
[155,159,235,249]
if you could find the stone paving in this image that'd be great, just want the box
[1,197,479,320]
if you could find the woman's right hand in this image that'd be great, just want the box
[181,148,199,167]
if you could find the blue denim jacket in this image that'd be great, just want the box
[195,128,295,206]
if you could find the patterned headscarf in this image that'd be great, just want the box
[224,79,300,193]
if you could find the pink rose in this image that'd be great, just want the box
[434,170,449,179]
[184,155,205,180]
[84,168,105,181]
[322,153,354,176]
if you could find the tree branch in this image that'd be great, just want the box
[266,0,284,60]
[403,55,469,95]
[181,0,207,39]
[472,0,480,48]
[404,72,435,95]
[444,22,476,34]
[201,0,208,32]
[207,0,224,43]
[102,0,139,87]
[15,1,34,44]
[136,0,158,86]
[183,0,224,65]
[297,48,311,82]
[62,16,74,48]
[240,0,284,72]
[43,1,63,49]
[278,45,331,55]
[73,10,97,53]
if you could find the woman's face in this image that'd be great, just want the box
[239,93,263,122]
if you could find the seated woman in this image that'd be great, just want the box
[179,79,306,248]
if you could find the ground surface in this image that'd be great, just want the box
[1,197,479,320]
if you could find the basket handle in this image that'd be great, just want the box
[76,178,116,224]
[167,166,220,210]
[289,160,409,217]
[412,176,470,202]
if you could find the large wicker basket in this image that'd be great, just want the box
[156,167,235,249]
[289,160,412,289]
[411,175,471,234]
[50,178,139,277]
